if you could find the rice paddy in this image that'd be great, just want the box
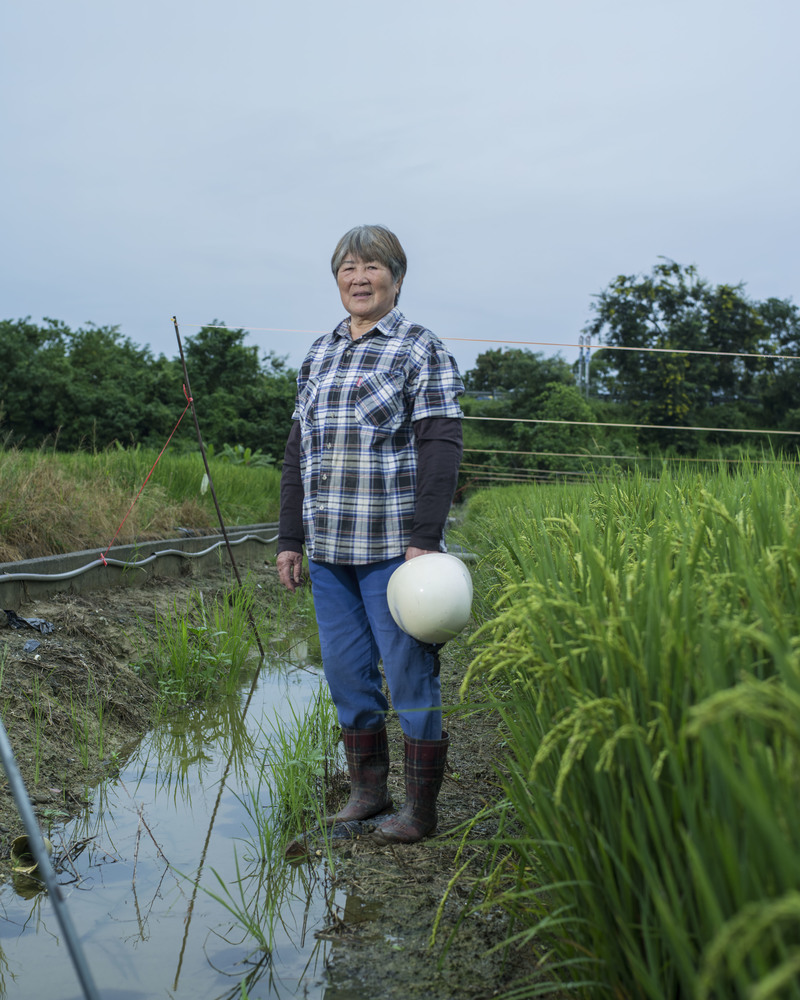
[455,460,800,999]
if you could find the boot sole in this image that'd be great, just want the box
[322,799,394,825]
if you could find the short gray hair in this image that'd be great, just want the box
[331,225,408,300]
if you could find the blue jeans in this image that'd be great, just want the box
[308,557,442,741]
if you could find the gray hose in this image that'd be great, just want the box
[0,532,278,584]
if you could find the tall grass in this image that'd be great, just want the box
[26,676,47,785]
[198,684,340,961]
[247,683,341,845]
[135,582,265,704]
[0,443,281,562]
[68,684,109,766]
[458,463,800,999]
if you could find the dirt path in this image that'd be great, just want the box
[0,564,542,999]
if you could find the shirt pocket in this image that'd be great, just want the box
[296,375,320,431]
[354,370,407,438]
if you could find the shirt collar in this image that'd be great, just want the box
[332,307,405,341]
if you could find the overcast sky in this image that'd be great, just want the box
[2,0,798,380]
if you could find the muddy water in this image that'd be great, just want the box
[0,660,347,1000]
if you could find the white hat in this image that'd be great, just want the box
[387,553,473,644]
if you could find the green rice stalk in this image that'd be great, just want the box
[459,463,800,999]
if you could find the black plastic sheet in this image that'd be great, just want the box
[3,611,55,633]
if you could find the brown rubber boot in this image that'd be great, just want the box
[324,725,393,824]
[372,730,449,845]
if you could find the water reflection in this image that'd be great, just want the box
[0,660,344,999]
[127,692,258,807]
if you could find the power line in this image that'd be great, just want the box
[446,337,800,363]
[463,415,800,437]
[184,323,800,365]
[462,448,784,465]
[182,321,800,444]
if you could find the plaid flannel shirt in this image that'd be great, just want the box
[292,308,464,564]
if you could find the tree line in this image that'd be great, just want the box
[0,319,297,461]
[461,260,800,478]
[3,261,799,475]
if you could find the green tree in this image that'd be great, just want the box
[460,348,577,482]
[585,260,774,451]
[59,323,179,449]
[512,383,596,472]
[182,323,296,457]
[0,318,71,444]
[756,297,800,433]
[0,318,183,450]
[0,317,297,455]
[183,322,262,397]
[463,348,574,408]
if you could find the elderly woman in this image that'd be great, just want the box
[276,224,464,845]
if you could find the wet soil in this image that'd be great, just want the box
[0,580,163,855]
[0,563,545,999]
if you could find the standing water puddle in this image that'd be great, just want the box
[0,658,346,999]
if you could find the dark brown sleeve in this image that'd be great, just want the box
[277,420,305,555]
[410,417,463,550]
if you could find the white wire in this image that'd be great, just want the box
[463,415,800,436]
[183,321,800,364]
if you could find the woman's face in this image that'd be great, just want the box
[337,256,400,327]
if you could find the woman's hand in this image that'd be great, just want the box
[405,546,438,561]
[277,550,304,591]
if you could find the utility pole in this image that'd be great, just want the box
[578,334,591,398]
[584,334,590,399]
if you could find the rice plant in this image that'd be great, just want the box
[191,684,340,971]
[68,693,92,769]
[251,682,341,840]
[459,462,800,999]
[0,648,8,721]
[136,582,264,705]
[17,674,49,786]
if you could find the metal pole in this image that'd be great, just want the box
[169,316,273,988]
[172,316,265,659]
[0,717,100,1000]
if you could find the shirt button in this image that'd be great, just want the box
[321,474,328,481]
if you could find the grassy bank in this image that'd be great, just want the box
[456,462,800,998]
[0,444,282,562]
